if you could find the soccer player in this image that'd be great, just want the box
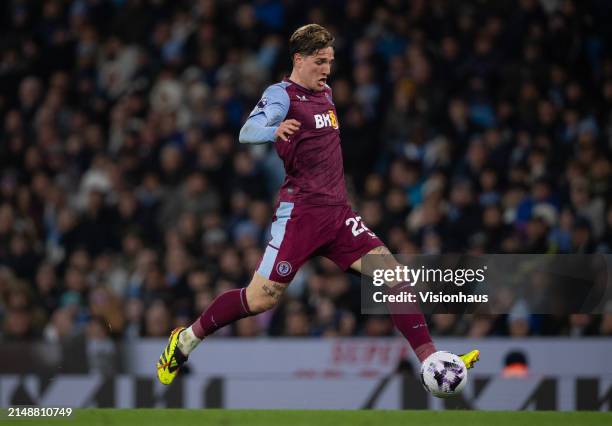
[157,24,479,387]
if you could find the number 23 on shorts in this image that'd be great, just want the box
[345,215,375,237]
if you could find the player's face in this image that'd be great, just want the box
[295,47,334,91]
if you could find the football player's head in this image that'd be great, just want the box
[289,24,334,92]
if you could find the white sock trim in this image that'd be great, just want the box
[177,326,202,355]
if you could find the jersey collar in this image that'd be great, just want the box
[284,77,322,95]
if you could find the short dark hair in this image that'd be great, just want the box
[289,24,334,60]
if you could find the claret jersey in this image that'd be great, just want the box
[242,79,348,205]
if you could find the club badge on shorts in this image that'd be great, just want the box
[276,261,292,277]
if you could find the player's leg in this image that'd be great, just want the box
[349,245,439,363]
[319,208,416,348]
[180,270,286,350]
[180,271,286,349]
[324,207,479,368]
[157,271,289,385]
[351,245,479,369]
[157,201,316,384]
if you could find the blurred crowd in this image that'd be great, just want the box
[1,0,612,349]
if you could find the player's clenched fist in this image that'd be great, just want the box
[275,119,301,141]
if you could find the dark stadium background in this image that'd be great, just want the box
[0,0,611,412]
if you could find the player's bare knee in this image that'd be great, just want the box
[248,292,278,313]
[246,273,286,313]
[357,245,399,276]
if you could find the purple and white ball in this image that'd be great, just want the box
[420,351,468,398]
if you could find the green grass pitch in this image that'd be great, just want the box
[2,409,611,426]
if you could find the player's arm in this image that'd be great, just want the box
[239,84,300,144]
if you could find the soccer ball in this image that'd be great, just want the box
[420,351,468,398]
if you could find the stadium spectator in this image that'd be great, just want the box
[502,350,529,378]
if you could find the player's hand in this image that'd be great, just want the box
[275,119,301,141]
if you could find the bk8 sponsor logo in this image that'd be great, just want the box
[314,110,339,129]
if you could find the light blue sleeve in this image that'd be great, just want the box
[239,84,290,144]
